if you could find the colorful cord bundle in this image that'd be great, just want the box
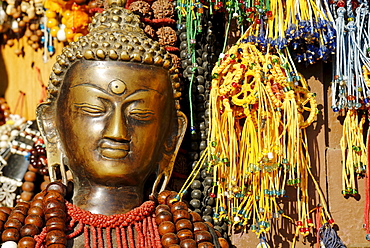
[176,39,332,242]
[329,1,369,199]
[177,0,336,64]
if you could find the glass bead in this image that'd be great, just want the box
[355,103,362,109]
[1,241,17,248]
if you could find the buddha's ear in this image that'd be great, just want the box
[151,111,187,198]
[36,102,59,144]
[36,102,68,184]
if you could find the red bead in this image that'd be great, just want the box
[240,64,246,69]
[337,1,345,7]
[307,218,313,224]
[35,139,44,145]
[328,218,335,224]
[296,221,303,226]
[255,19,261,24]
[266,11,272,17]
[231,82,237,88]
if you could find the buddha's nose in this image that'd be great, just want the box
[104,107,129,141]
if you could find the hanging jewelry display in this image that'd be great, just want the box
[0,121,41,207]
[175,37,336,246]
[128,0,181,70]
[330,0,370,209]
[178,8,229,238]
[0,0,94,56]
[20,137,50,202]
[327,0,370,242]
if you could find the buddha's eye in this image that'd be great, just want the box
[129,109,155,121]
[74,103,106,117]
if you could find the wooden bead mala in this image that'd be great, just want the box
[0,182,229,247]
[156,190,229,248]
[21,138,50,202]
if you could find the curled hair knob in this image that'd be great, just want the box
[108,0,126,7]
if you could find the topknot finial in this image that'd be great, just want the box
[108,0,126,7]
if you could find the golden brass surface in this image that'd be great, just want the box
[36,5,187,217]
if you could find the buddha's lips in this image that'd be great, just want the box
[98,140,130,159]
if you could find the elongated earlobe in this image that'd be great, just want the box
[36,103,68,185]
[151,111,187,198]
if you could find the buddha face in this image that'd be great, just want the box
[53,61,176,186]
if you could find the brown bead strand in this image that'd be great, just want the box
[2,202,30,243]
[0,97,11,125]
[15,192,47,248]
[0,207,12,234]
[42,182,68,248]
[157,190,221,248]
[20,138,50,202]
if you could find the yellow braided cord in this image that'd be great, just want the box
[179,40,335,242]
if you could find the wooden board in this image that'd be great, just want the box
[0,38,63,120]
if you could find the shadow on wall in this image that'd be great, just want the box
[0,46,8,97]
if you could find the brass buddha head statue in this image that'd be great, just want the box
[36,2,187,213]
